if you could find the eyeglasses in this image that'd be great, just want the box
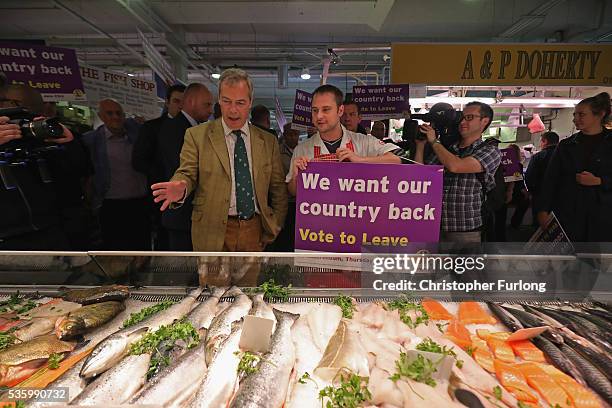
[461,114,483,122]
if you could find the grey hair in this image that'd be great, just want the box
[218,68,254,101]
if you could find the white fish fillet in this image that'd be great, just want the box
[315,319,369,381]
[307,303,342,351]
[369,366,404,407]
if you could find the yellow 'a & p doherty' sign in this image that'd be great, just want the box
[391,43,612,86]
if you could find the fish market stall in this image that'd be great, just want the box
[0,250,609,407]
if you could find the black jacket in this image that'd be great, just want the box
[157,113,195,232]
[540,129,612,242]
[524,144,556,212]
[0,139,88,241]
[132,114,168,185]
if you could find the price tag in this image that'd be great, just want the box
[239,315,275,353]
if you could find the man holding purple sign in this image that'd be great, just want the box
[286,84,403,196]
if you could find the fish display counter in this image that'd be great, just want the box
[0,250,609,407]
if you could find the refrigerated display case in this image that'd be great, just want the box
[0,248,610,407]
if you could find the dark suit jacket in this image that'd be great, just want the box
[158,113,195,232]
[132,115,167,184]
[540,129,612,242]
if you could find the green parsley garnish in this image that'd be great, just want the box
[390,352,440,387]
[493,385,503,400]
[122,300,175,328]
[0,293,37,314]
[517,402,529,408]
[0,332,17,351]
[129,320,199,377]
[129,320,199,356]
[386,296,429,329]
[333,295,356,319]
[435,322,449,333]
[298,371,318,386]
[47,352,64,369]
[416,338,463,368]
[465,346,475,357]
[236,351,261,377]
[250,279,292,302]
[148,354,171,377]
[318,370,371,408]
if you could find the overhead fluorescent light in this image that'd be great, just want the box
[409,96,581,109]
[498,97,581,108]
[409,97,496,107]
[300,68,311,80]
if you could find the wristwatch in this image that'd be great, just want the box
[429,138,441,146]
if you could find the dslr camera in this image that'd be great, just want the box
[0,107,64,141]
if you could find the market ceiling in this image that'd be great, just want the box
[1,0,610,107]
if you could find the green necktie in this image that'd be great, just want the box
[233,130,255,219]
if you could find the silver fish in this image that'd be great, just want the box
[560,343,612,404]
[25,359,87,407]
[80,287,203,378]
[205,286,251,364]
[70,354,151,405]
[189,322,243,408]
[229,309,298,408]
[531,335,585,385]
[187,287,228,332]
[129,340,208,406]
[249,293,276,322]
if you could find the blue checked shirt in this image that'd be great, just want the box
[428,139,501,232]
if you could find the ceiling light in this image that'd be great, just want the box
[300,68,311,80]
[410,96,496,107]
[211,67,221,79]
[127,73,135,77]
[497,97,581,108]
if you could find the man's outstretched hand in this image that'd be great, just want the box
[151,180,187,211]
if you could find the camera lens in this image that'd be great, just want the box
[27,118,64,140]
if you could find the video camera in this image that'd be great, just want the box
[0,107,64,141]
[0,108,64,188]
[402,102,461,147]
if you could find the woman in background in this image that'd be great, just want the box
[538,92,612,242]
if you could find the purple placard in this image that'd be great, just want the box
[500,147,523,182]
[0,42,85,102]
[295,162,443,252]
[352,84,409,120]
[291,89,314,132]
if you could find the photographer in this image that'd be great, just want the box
[0,84,89,250]
[415,102,501,243]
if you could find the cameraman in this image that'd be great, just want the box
[0,84,87,250]
[415,102,501,243]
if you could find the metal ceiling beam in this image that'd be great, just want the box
[498,0,565,38]
[52,0,145,65]
[114,0,200,61]
[114,0,214,83]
